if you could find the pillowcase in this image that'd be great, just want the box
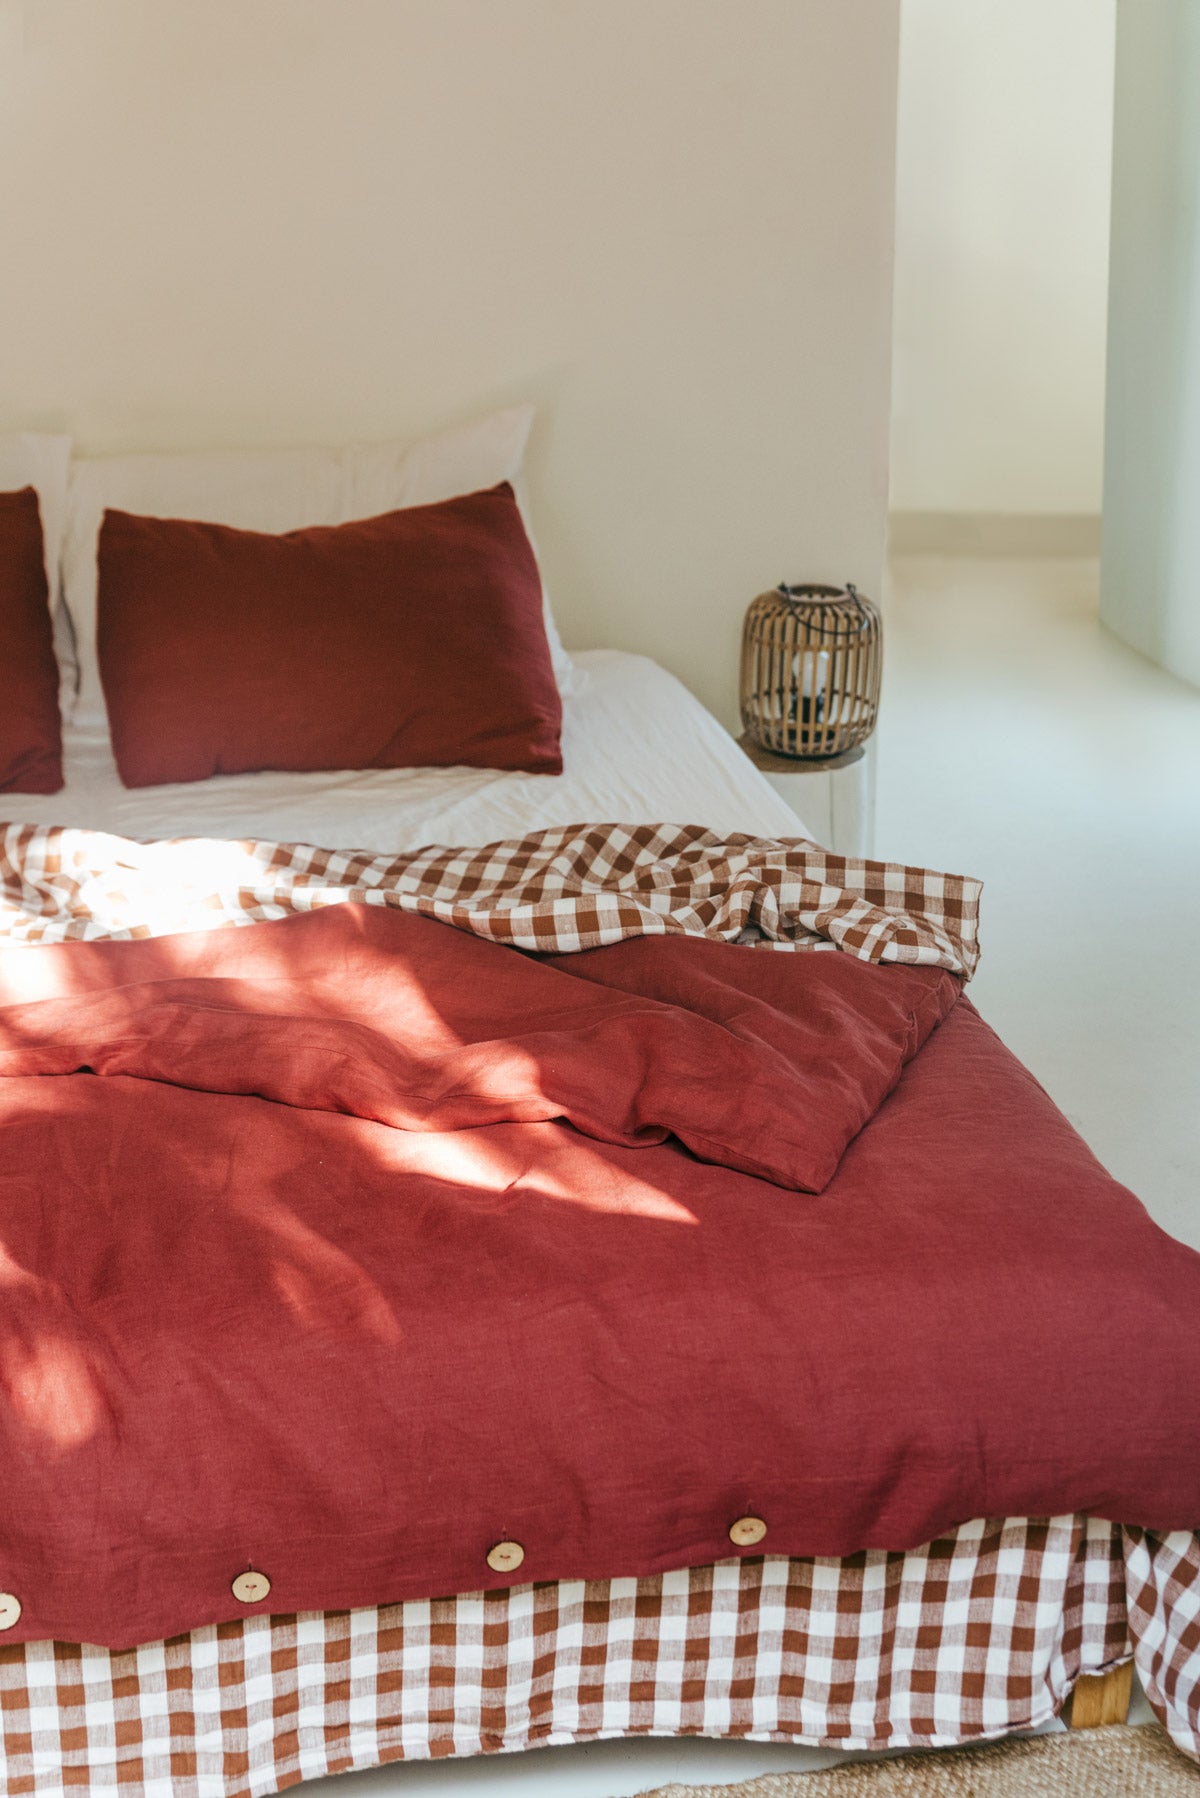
[96,482,563,788]
[0,488,64,793]
[64,405,574,727]
[0,434,72,601]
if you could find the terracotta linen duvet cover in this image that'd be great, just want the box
[0,819,1196,1784]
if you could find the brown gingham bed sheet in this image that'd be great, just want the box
[0,1520,1196,1795]
[0,821,1195,1788]
[0,820,981,975]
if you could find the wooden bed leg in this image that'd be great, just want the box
[1069,1661,1134,1729]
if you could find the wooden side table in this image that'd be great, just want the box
[738,734,877,857]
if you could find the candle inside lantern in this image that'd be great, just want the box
[801,650,830,698]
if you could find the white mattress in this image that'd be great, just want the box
[6,651,806,850]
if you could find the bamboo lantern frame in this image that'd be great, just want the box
[739,582,882,762]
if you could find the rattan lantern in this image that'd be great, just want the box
[739,582,882,763]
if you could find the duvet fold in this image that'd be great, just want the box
[0,903,959,1193]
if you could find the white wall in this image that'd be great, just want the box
[1100,0,1200,690]
[0,0,900,727]
[890,0,1115,521]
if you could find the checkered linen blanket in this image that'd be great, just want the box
[0,820,1194,1789]
[0,819,981,974]
[0,1521,1195,1795]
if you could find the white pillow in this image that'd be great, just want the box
[0,432,73,600]
[62,405,575,727]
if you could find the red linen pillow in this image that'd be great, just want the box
[96,482,563,787]
[0,487,64,794]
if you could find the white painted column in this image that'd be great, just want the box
[1100,0,1200,689]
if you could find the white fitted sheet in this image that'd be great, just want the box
[6,652,807,850]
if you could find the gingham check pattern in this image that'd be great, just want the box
[0,820,982,975]
[1123,1529,1200,1761]
[1,1518,1195,1796]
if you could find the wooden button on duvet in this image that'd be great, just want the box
[231,1570,272,1604]
[0,1593,21,1630]
[486,1540,525,1574]
[729,1515,768,1548]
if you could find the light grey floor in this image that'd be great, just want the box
[301,555,1189,1795]
[295,1735,854,1798]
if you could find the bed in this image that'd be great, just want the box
[0,419,1197,1796]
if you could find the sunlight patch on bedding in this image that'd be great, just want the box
[69,833,342,938]
[0,1336,104,1448]
[393,1128,699,1224]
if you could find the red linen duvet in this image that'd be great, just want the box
[0,896,1197,1650]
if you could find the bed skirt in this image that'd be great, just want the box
[0,1518,1195,1796]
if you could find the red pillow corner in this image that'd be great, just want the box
[0,486,64,795]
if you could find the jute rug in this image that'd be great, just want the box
[638,1724,1200,1797]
